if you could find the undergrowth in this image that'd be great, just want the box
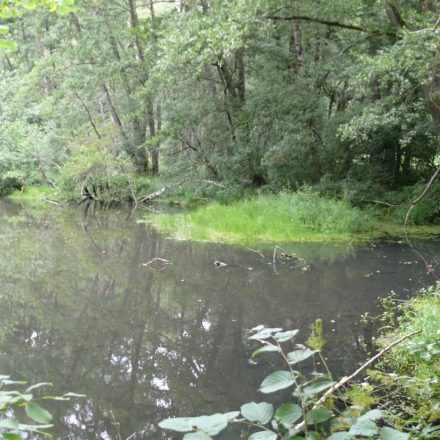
[374,283,440,429]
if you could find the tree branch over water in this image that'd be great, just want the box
[266,15,397,37]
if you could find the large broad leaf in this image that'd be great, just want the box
[379,427,410,440]
[241,402,273,424]
[224,411,240,421]
[273,330,299,342]
[349,419,377,437]
[274,403,302,426]
[2,434,22,440]
[252,344,280,358]
[287,349,318,365]
[25,402,52,424]
[248,431,277,440]
[0,420,19,430]
[159,417,193,432]
[301,380,335,398]
[306,408,333,425]
[191,414,228,435]
[259,371,296,394]
[327,433,354,440]
[183,432,213,440]
[357,409,383,422]
[249,328,283,340]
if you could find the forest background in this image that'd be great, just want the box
[2,0,440,228]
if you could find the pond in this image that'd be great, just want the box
[0,200,438,439]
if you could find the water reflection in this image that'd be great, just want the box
[0,200,438,439]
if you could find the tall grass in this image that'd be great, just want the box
[146,192,374,243]
[8,185,54,201]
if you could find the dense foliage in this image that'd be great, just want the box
[1,0,440,209]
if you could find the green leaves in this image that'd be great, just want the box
[25,402,53,424]
[159,418,194,432]
[274,403,302,426]
[159,413,234,436]
[300,379,335,398]
[348,409,383,437]
[249,327,299,343]
[241,402,273,424]
[379,427,410,440]
[2,433,22,440]
[287,348,318,365]
[249,327,283,340]
[259,371,296,394]
[252,343,280,357]
[0,376,82,439]
[306,408,334,425]
[183,432,212,440]
[273,330,299,342]
[248,431,277,440]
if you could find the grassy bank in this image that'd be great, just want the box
[7,185,55,202]
[144,192,440,244]
[376,283,440,429]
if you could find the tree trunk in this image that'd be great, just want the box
[289,20,305,76]
[33,20,53,95]
[236,49,246,104]
[384,0,407,28]
[101,83,127,141]
[428,43,440,135]
[421,0,437,12]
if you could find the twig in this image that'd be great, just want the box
[247,248,265,259]
[142,257,172,271]
[290,329,422,435]
[191,179,226,188]
[433,16,440,32]
[42,196,64,206]
[362,199,398,208]
[232,419,276,434]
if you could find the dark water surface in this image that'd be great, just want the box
[0,200,438,439]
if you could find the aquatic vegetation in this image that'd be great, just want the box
[145,192,440,244]
[146,192,375,244]
[0,375,84,439]
[159,324,417,439]
[7,185,54,202]
[375,283,440,429]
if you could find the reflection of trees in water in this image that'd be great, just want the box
[0,202,436,439]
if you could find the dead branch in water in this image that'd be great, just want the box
[142,257,172,271]
[137,178,225,203]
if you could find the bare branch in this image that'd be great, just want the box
[290,329,422,435]
[266,15,397,37]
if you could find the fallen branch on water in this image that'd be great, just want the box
[136,178,225,203]
[42,196,64,206]
[290,328,422,435]
[142,257,172,271]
